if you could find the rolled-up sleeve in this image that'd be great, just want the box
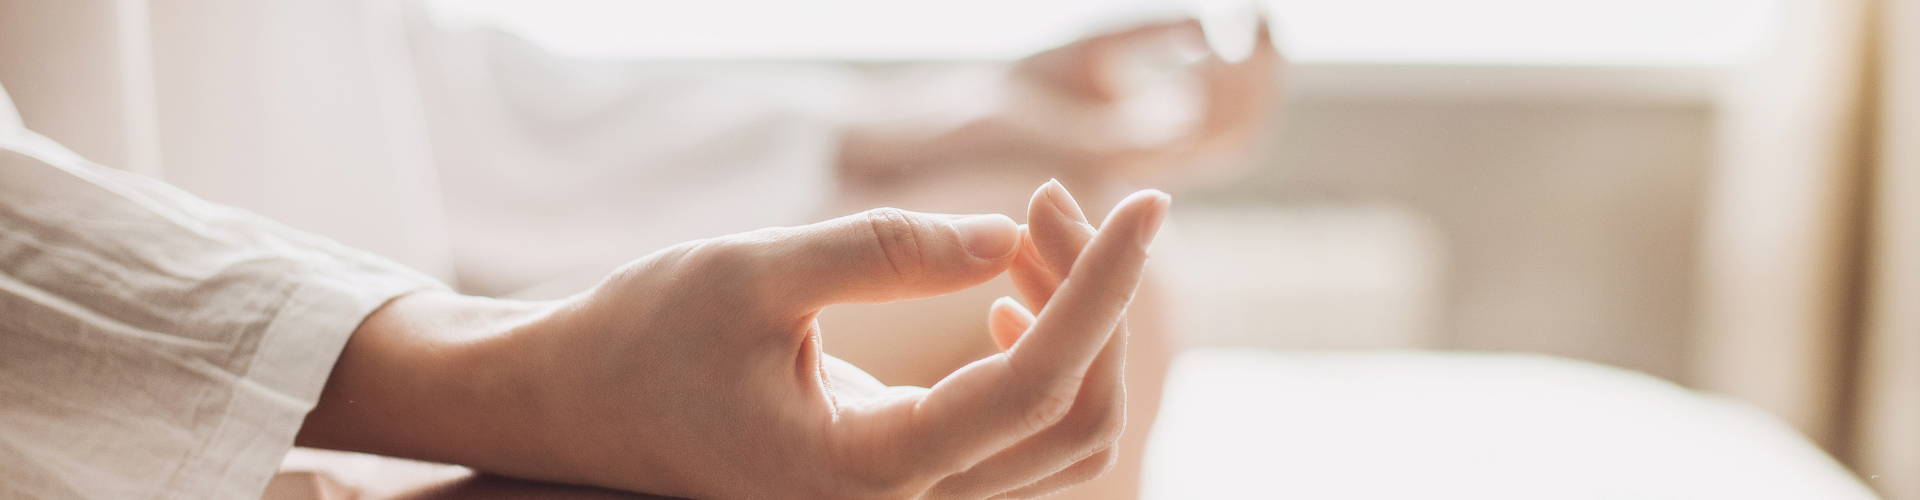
[0,129,445,499]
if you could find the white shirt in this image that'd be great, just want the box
[0,85,444,499]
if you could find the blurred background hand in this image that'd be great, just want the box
[837,17,1283,192]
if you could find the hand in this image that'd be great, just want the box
[1004,17,1283,181]
[926,180,1138,499]
[838,18,1283,189]
[298,183,1171,499]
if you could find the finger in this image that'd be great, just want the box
[1257,14,1280,57]
[930,183,1133,498]
[1008,225,1059,308]
[928,324,1129,498]
[1198,0,1261,63]
[1216,15,1281,82]
[1018,179,1096,308]
[1007,189,1166,377]
[1009,180,1093,308]
[756,208,1019,314]
[905,190,1168,474]
[988,297,1036,351]
[992,447,1120,499]
[1199,15,1281,138]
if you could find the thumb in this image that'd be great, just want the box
[758,207,1019,314]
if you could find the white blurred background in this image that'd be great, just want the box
[4,0,1915,498]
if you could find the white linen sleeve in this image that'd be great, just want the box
[0,129,446,499]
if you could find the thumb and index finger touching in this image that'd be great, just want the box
[768,178,1166,386]
[995,179,1098,349]
[748,179,1169,473]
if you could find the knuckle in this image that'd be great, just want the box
[676,237,771,302]
[862,207,926,278]
[685,238,759,280]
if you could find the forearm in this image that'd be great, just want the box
[295,291,555,470]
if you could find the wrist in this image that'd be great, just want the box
[297,291,554,468]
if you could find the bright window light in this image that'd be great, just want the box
[425,0,1779,66]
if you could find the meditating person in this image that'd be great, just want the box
[1,94,1164,497]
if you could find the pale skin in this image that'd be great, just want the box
[839,19,1283,191]
[298,183,1171,499]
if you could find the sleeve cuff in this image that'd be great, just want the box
[161,265,444,499]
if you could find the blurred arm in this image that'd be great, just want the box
[836,19,1281,190]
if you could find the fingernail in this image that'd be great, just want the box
[1039,179,1090,223]
[1135,190,1171,247]
[954,214,1019,259]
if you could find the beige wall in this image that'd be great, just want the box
[1192,65,1715,381]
